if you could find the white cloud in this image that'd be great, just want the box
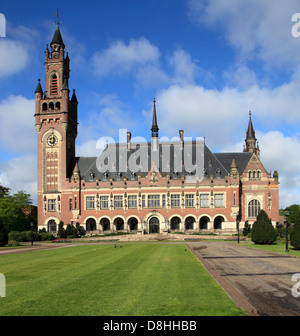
[0,95,35,154]
[0,39,29,77]
[91,37,160,77]
[0,154,37,204]
[188,0,300,69]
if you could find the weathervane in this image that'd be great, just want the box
[55,10,61,28]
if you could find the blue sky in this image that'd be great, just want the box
[0,0,300,208]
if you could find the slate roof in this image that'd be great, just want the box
[76,141,252,182]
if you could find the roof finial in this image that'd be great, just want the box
[55,10,59,29]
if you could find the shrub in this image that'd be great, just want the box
[0,232,8,247]
[8,231,26,242]
[251,210,277,245]
[291,222,300,250]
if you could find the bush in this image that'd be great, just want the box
[0,232,8,247]
[251,210,277,245]
[8,231,26,242]
[291,223,300,250]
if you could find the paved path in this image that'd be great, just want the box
[188,241,300,316]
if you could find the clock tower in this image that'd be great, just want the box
[34,20,78,226]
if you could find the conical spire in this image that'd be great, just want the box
[244,111,257,153]
[50,12,65,49]
[246,111,256,140]
[35,78,43,94]
[151,98,159,137]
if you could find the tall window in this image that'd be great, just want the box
[69,198,72,211]
[51,74,58,95]
[100,196,109,209]
[248,199,261,218]
[171,194,180,208]
[148,195,160,208]
[86,196,95,210]
[128,195,137,209]
[48,199,56,212]
[200,194,209,208]
[214,194,224,208]
[47,219,57,232]
[114,196,123,209]
[185,194,194,207]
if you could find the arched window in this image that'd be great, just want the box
[55,101,60,110]
[47,219,57,233]
[253,171,256,179]
[249,171,252,179]
[248,199,261,218]
[42,102,47,111]
[51,74,58,95]
[185,216,195,230]
[49,102,54,110]
[257,171,260,180]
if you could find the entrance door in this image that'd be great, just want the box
[149,217,160,234]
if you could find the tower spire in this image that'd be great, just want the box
[244,111,257,153]
[151,98,159,137]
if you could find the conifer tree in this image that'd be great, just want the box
[251,209,277,244]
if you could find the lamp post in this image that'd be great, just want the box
[284,207,290,252]
[30,221,34,246]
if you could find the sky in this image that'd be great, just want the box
[0,0,299,208]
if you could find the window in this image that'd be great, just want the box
[47,219,57,232]
[100,196,109,209]
[200,194,209,208]
[128,195,137,209]
[162,195,166,208]
[185,194,194,207]
[69,198,72,211]
[114,196,123,209]
[51,74,58,95]
[142,195,145,208]
[214,194,224,208]
[148,195,160,208]
[48,199,56,212]
[171,194,180,208]
[86,196,95,210]
[248,199,261,218]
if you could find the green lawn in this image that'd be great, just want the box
[0,244,246,316]
[238,241,300,257]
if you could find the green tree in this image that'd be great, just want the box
[251,209,277,245]
[0,187,34,232]
[242,220,251,236]
[288,204,300,225]
[291,214,300,250]
[57,221,66,238]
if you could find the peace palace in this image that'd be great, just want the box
[34,23,279,235]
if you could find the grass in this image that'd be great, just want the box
[236,240,300,257]
[0,244,246,316]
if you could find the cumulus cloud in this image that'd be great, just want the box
[187,0,300,69]
[0,39,29,77]
[0,95,35,154]
[91,37,160,77]
[0,154,37,204]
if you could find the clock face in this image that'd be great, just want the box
[47,134,58,147]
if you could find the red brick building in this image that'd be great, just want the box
[34,24,279,235]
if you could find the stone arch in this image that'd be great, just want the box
[213,215,225,230]
[199,215,210,230]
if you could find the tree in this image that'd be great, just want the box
[291,214,300,250]
[243,220,251,236]
[0,187,34,232]
[251,209,277,245]
[57,221,66,238]
[0,217,8,247]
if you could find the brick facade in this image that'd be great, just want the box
[35,25,279,236]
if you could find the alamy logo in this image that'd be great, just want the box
[0,13,6,37]
[291,273,300,298]
[0,273,5,297]
[291,13,300,38]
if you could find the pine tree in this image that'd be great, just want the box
[290,212,300,250]
[251,209,277,244]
